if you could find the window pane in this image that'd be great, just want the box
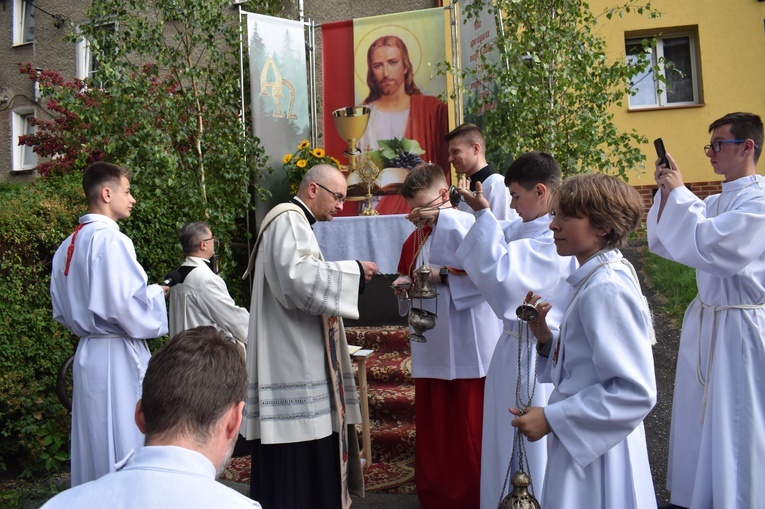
[663,37,694,103]
[22,0,35,43]
[626,42,658,107]
[21,114,36,168]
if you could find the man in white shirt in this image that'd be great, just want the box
[169,221,249,353]
[42,326,260,509]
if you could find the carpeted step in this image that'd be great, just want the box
[368,383,415,423]
[347,326,411,355]
[346,325,416,494]
[368,420,416,463]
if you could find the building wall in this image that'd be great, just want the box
[0,0,90,181]
[590,0,765,187]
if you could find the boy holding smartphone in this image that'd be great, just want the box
[648,112,765,509]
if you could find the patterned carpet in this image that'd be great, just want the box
[223,326,416,494]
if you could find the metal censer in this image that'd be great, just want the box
[406,265,438,342]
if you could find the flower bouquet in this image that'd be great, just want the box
[282,140,341,195]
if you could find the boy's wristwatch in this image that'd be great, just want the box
[440,267,448,285]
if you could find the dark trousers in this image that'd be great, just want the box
[250,433,341,509]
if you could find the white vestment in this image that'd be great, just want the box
[169,256,248,351]
[41,446,260,509]
[242,206,362,443]
[432,208,576,508]
[50,214,168,486]
[647,175,765,509]
[539,249,656,509]
[457,171,515,221]
[403,209,502,379]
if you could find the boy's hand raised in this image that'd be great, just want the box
[457,179,490,212]
[524,291,553,344]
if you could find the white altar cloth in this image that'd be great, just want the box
[313,214,413,275]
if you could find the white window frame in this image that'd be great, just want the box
[13,0,35,45]
[12,108,37,172]
[75,23,116,84]
[75,37,97,81]
[626,31,700,110]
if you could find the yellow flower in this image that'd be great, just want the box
[330,157,341,167]
[296,159,307,168]
[312,148,325,158]
[298,140,310,150]
[282,153,292,164]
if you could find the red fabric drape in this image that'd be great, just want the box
[322,20,360,216]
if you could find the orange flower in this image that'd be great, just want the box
[298,140,310,150]
[312,148,325,158]
[282,154,292,164]
[296,159,307,168]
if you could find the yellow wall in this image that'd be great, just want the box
[589,0,765,184]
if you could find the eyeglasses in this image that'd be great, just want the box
[703,139,759,154]
[416,190,451,211]
[314,182,345,203]
[202,237,219,249]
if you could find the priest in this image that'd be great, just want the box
[241,164,378,509]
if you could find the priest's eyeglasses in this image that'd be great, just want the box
[202,237,219,249]
[703,139,759,154]
[314,182,346,204]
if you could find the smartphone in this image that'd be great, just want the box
[654,138,669,167]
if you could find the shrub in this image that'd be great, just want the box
[0,174,83,476]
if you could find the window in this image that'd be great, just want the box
[626,31,700,109]
[76,38,100,81]
[12,109,37,172]
[13,0,36,45]
[75,23,116,84]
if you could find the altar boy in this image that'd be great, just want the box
[393,163,501,509]
[414,151,577,508]
[513,173,657,509]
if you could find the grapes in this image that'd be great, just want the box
[388,152,423,169]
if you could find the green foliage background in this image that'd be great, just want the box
[0,175,83,477]
[455,0,660,178]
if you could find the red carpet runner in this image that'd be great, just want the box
[223,326,416,494]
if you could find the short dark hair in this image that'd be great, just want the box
[709,112,763,164]
[504,151,562,191]
[179,221,211,255]
[140,326,247,443]
[399,163,448,200]
[555,173,643,250]
[445,123,485,150]
[82,162,132,206]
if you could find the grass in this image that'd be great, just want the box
[642,247,697,326]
